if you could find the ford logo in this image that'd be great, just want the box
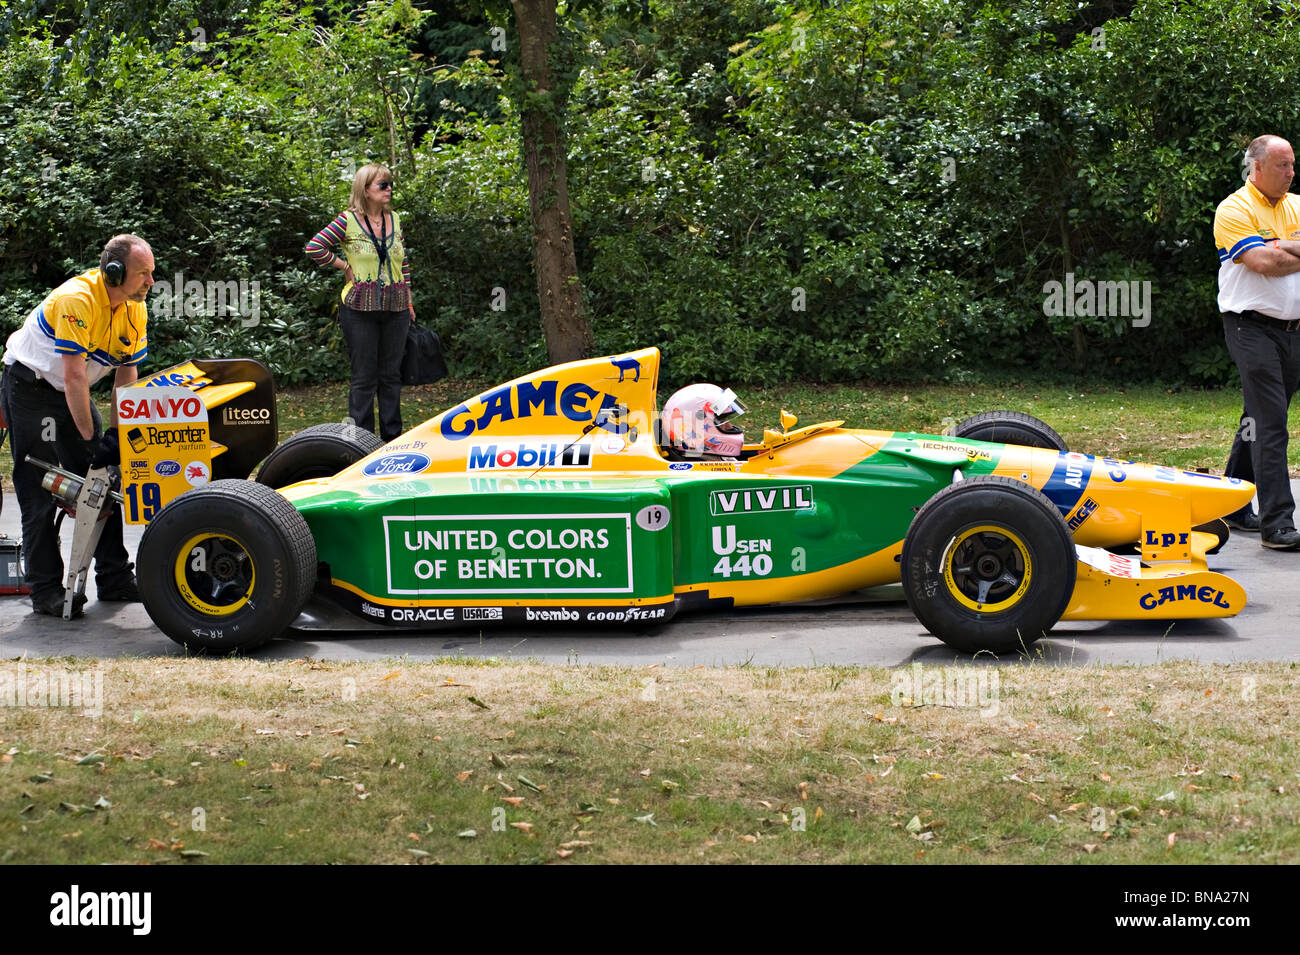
[362,452,431,477]
[155,460,181,477]
[669,462,693,470]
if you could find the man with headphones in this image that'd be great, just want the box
[1,234,153,616]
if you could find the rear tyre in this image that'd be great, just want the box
[138,480,316,653]
[901,475,1075,653]
[256,423,385,488]
[953,411,1068,452]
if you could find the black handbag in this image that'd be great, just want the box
[401,321,448,386]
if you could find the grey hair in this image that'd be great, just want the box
[1243,135,1283,180]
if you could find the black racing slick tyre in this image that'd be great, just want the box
[138,480,316,653]
[953,411,1068,453]
[901,475,1075,654]
[255,422,385,488]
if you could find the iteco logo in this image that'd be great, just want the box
[467,442,592,471]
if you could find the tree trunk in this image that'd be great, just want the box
[510,0,594,365]
[1058,208,1085,368]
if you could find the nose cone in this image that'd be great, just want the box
[1186,473,1256,525]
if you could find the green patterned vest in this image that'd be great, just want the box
[342,210,410,311]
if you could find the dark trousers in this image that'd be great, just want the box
[1222,313,1300,534]
[0,366,132,600]
[339,305,406,442]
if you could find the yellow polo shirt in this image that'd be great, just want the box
[2,269,148,391]
[1215,180,1300,317]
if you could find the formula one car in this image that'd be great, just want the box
[84,348,1252,654]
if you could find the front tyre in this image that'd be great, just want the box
[138,480,316,653]
[901,475,1075,653]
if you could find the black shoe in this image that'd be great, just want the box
[1261,528,1300,550]
[32,591,87,618]
[97,576,140,602]
[1224,508,1260,533]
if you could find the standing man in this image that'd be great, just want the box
[1216,135,1300,550]
[0,234,152,615]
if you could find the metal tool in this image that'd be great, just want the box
[27,455,123,620]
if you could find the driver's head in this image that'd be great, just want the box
[661,384,746,457]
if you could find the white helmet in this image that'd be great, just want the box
[661,384,747,457]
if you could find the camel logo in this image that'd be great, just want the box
[609,356,641,382]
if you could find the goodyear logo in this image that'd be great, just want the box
[362,453,431,477]
[154,460,181,477]
[1139,584,1230,610]
[440,380,626,440]
[468,442,592,471]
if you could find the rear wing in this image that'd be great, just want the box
[115,358,277,524]
[135,358,277,480]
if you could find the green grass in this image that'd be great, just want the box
[2,658,1297,864]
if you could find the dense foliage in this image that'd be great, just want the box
[3,0,1298,387]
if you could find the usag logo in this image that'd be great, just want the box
[463,607,503,621]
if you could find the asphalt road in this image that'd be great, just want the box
[2,484,1298,667]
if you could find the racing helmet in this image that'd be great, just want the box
[661,384,747,457]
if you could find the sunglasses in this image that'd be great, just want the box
[373,180,392,190]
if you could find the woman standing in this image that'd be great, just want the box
[305,164,414,442]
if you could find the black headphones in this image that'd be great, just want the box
[103,259,125,287]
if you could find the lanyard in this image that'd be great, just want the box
[358,212,394,285]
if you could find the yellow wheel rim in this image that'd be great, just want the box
[173,532,256,617]
[942,524,1032,613]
